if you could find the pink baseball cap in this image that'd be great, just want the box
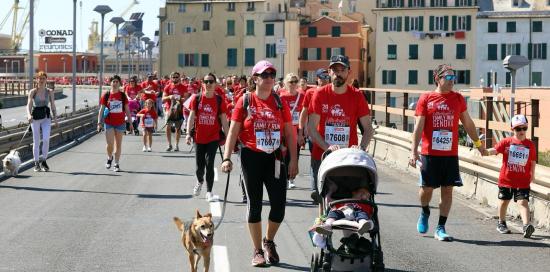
[251,60,276,76]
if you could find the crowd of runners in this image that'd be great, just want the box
[25,55,539,267]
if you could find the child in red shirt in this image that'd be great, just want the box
[137,99,158,152]
[483,114,537,238]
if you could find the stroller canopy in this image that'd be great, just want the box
[317,148,378,197]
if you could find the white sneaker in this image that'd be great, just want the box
[193,181,203,196]
[142,146,147,152]
[206,192,219,202]
[288,179,296,189]
[147,146,152,152]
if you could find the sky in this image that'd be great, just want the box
[0,0,164,52]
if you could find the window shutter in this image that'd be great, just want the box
[400,0,404,7]
[397,17,402,32]
[421,0,426,7]
[444,16,449,31]
[405,16,410,31]
[341,47,345,56]
[455,0,459,6]
[452,16,457,31]
[543,43,547,59]
[516,43,521,55]
[501,44,506,60]
[326,48,332,60]
[383,17,388,32]
[178,53,184,67]
[465,70,470,85]
[428,70,434,84]
[430,0,434,7]
[466,16,471,31]
[317,48,322,60]
[303,48,308,60]
[528,43,532,60]
[408,0,412,7]
[468,0,473,5]
[382,71,387,85]
[429,16,434,31]
[419,16,424,31]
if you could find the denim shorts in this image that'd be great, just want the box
[105,123,126,132]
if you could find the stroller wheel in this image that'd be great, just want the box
[310,251,324,272]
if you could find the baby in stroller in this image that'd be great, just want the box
[310,148,384,272]
[126,98,141,135]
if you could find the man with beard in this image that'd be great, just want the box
[307,55,374,202]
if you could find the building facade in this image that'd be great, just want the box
[374,0,478,91]
[477,0,550,88]
[158,0,299,78]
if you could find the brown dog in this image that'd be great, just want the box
[174,210,214,272]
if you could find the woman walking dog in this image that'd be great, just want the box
[26,71,59,172]
[97,75,133,172]
[221,60,298,267]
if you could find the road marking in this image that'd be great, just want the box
[210,201,222,217]
[213,245,231,272]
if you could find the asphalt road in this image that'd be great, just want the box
[0,131,548,271]
[0,87,100,128]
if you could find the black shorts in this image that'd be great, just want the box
[498,187,530,202]
[419,155,462,188]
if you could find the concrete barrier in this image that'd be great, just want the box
[368,126,550,231]
[0,89,64,108]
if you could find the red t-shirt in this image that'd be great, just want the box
[163,83,189,109]
[231,93,292,153]
[190,93,228,144]
[101,91,128,126]
[415,91,467,156]
[302,87,317,114]
[138,108,158,128]
[140,81,159,101]
[494,137,537,188]
[124,85,141,100]
[280,91,305,128]
[309,85,371,161]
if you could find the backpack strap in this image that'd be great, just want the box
[194,92,202,111]
[243,92,250,119]
[272,92,283,111]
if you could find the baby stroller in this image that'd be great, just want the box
[310,148,384,272]
[126,98,140,135]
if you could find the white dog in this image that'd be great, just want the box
[2,150,21,177]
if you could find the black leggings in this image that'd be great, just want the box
[240,147,287,223]
[284,144,301,172]
[195,141,219,192]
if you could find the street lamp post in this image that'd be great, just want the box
[43,58,48,74]
[93,5,113,101]
[72,0,77,113]
[503,55,529,118]
[61,57,66,74]
[82,56,87,75]
[110,17,125,75]
[133,31,144,77]
[124,24,136,79]
[141,37,150,74]
[147,41,155,75]
[3,59,8,74]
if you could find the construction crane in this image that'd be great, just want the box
[0,1,21,37]
[104,0,139,39]
[0,0,38,51]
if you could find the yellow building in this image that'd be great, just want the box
[373,0,478,90]
[158,0,299,78]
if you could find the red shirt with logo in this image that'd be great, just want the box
[163,83,189,110]
[415,91,467,156]
[494,137,537,188]
[124,85,142,100]
[232,93,292,153]
[309,85,371,161]
[280,91,305,128]
[101,91,127,126]
[140,81,159,101]
[190,93,228,144]
[138,108,158,128]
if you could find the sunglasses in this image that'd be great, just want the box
[443,74,456,81]
[203,79,215,84]
[514,126,528,132]
[289,80,298,84]
[318,74,330,80]
[171,76,180,79]
[258,72,276,79]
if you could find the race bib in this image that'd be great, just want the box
[255,130,281,153]
[508,144,529,166]
[292,111,300,126]
[173,94,181,100]
[432,130,452,151]
[109,100,123,113]
[325,125,350,147]
[144,117,154,128]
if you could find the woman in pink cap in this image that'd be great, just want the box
[221,60,298,267]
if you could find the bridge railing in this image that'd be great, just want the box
[0,79,56,96]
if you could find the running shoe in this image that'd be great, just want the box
[417,213,429,234]
[166,145,173,152]
[142,146,147,152]
[434,225,453,241]
[147,147,152,152]
[193,181,203,196]
[251,249,267,267]
[262,238,279,265]
[523,224,535,238]
[496,222,511,234]
[174,145,179,152]
[40,160,50,172]
[288,179,296,189]
[113,163,120,172]
[105,157,113,169]
[33,161,41,172]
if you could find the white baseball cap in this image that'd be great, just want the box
[511,114,528,128]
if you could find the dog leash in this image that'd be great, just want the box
[214,145,229,231]
[12,125,32,150]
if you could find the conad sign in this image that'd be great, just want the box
[39,29,73,52]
